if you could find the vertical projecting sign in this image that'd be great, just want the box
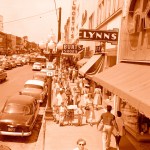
[70,0,77,40]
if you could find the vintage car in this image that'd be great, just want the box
[2,61,12,70]
[0,68,7,83]
[16,59,24,66]
[0,94,40,136]
[20,79,47,103]
[32,62,42,71]
[33,72,47,83]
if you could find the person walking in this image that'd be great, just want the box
[66,95,74,126]
[114,111,125,149]
[84,93,95,126]
[72,81,81,105]
[59,102,67,126]
[73,138,88,150]
[76,105,84,126]
[97,105,119,150]
[93,88,102,110]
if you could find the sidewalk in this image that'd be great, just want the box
[35,107,117,150]
[34,81,136,150]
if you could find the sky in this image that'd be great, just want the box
[0,0,71,43]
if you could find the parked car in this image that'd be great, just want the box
[16,59,23,66]
[32,62,42,71]
[33,72,47,83]
[10,60,17,68]
[20,79,47,103]
[0,94,40,136]
[2,61,12,70]
[0,68,7,83]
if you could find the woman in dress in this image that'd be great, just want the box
[84,93,95,126]
[93,88,102,110]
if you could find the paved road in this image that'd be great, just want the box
[0,65,43,150]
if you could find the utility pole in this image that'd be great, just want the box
[58,7,61,42]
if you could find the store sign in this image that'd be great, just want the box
[70,0,77,39]
[63,44,83,53]
[79,29,119,45]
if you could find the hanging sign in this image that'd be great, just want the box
[79,28,119,45]
[63,44,83,53]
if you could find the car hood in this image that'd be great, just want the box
[0,113,32,125]
[20,88,42,97]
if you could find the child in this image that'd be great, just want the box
[76,105,84,126]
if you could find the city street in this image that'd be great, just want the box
[0,65,43,150]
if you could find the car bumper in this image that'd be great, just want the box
[32,68,41,71]
[0,131,32,136]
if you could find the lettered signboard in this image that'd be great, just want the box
[79,28,119,45]
[63,44,83,53]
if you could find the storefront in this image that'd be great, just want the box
[92,62,150,148]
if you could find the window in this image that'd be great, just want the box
[89,13,94,29]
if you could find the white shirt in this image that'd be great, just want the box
[116,117,125,136]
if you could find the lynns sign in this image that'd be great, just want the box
[79,29,118,45]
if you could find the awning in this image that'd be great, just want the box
[92,63,150,118]
[76,58,89,67]
[85,56,105,80]
[79,54,102,76]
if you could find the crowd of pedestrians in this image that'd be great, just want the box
[50,59,125,150]
[51,63,101,127]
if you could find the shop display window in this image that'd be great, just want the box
[121,100,139,132]
[121,100,150,135]
[138,113,150,135]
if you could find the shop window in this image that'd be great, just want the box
[121,101,139,132]
[138,113,150,135]
[121,100,150,135]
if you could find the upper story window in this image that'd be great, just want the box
[97,0,122,27]
[89,13,94,29]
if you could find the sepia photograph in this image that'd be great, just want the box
[0,0,150,150]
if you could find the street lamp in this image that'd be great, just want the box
[48,40,55,62]
[39,41,46,55]
[56,41,63,68]
[45,68,54,120]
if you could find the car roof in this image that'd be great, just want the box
[25,79,44,86]
[34,72,47,77]
[34,62,41,65]
[6,94,35,105]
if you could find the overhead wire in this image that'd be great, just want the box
[53,0,58,21]
[2,9,57,24]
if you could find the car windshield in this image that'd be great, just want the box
[24,84,43,90]
[3,104,31,115]
[34,63,41,65]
